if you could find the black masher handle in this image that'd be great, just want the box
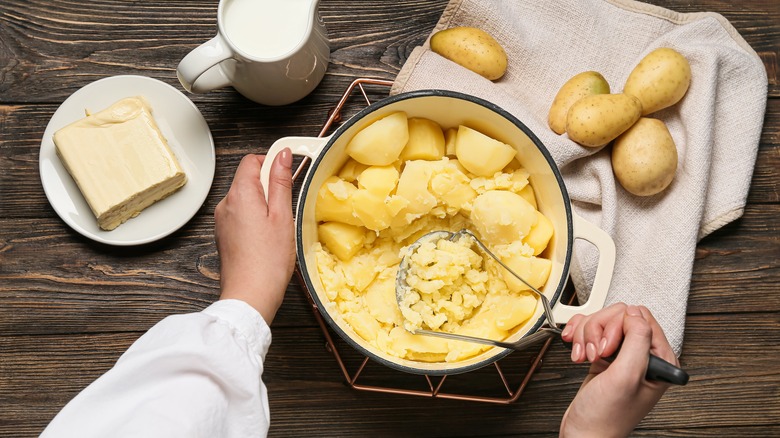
[561,339,689,386]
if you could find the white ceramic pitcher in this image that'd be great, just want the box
[177,0,329,105]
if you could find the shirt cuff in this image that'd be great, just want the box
[203,299,272,360]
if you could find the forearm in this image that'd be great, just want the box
[42,299,272,438]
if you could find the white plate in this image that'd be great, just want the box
[40,75,216,246]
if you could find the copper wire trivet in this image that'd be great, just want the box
[292,78,559,404]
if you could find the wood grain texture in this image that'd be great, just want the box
[1,0,778,437]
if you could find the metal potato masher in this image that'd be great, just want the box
[395,229,689,385]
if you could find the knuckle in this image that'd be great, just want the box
[271,174,293,190]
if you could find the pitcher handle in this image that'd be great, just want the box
[552,211,616,323]
[176,35,233,93]
[260,136,331,202]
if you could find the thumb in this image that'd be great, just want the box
[266,148,293,215]
[613,305,652,385]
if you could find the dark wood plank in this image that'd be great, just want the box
[0,0,776,103]
[1,0,779,437]
[0,0,444,103]
[2,310,778,437]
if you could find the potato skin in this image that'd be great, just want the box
[623,48,691,115]
[430,27,508,80]
[548,71,610,135]
[565,93,642,147]
[611,117,678,196]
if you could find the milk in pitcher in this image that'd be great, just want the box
[223,0,314,59]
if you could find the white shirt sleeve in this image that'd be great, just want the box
[41,299,272,438]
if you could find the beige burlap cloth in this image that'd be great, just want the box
[390,0,768,354]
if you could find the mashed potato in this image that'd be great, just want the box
[398,236,488,333]
[314,115,553,363]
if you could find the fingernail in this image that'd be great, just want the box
[626,305,642,317]
[586,342,597,362]
[571,343,582,362]
[279,148,292,169]
[598,337,607,355]
[561,324,572,338]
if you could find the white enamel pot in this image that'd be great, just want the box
[260,90,615,375]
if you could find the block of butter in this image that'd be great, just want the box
[53,96,187,231]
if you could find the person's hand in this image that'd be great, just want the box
[559,303,678,438]
[214,151,296,324]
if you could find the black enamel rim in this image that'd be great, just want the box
[295,89,574,376]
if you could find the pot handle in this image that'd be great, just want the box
[552,211,616,323]
[259,135,331,202]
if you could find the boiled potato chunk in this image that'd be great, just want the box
[351,189,393,231]
[566,93,642,147]
[500,254,552,293]
[523,211,553,256]
[344,311,382,342]
[489,293,537,330]
[611,117,678,196]
[429,167,477,213]
[388,327,449,362]
[455,125,517,177]
[364,274,403,325]
[430,26,508,80]
[448,158,469,175]
[458,308,508,342]
[318,221,366,261]
[400,118,445,161]
[623,47,691,115]
[357,165,399,197]
[471,190,537,246]
[315,176,362,226]
[445,336,491,362]
[393,160,438,225]
[518,184,537,209]
[548,71,610,135]
[340,252,381,292]
[346,112,409,166]
[443,127,458,156]
[338,158,369,183]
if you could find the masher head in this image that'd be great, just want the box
[395,229,558,332]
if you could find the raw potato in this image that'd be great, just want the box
[400,117,445,161]
[548,71,610,135]
[611,117,678,196]
[566,93,642,147]
[455,125,516,176]
[623,48,691,115]
[346,112,409,166]
[430,26,508,80]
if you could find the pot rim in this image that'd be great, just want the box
[295,89,574,375]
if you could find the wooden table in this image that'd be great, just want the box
[1,1,778,436]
